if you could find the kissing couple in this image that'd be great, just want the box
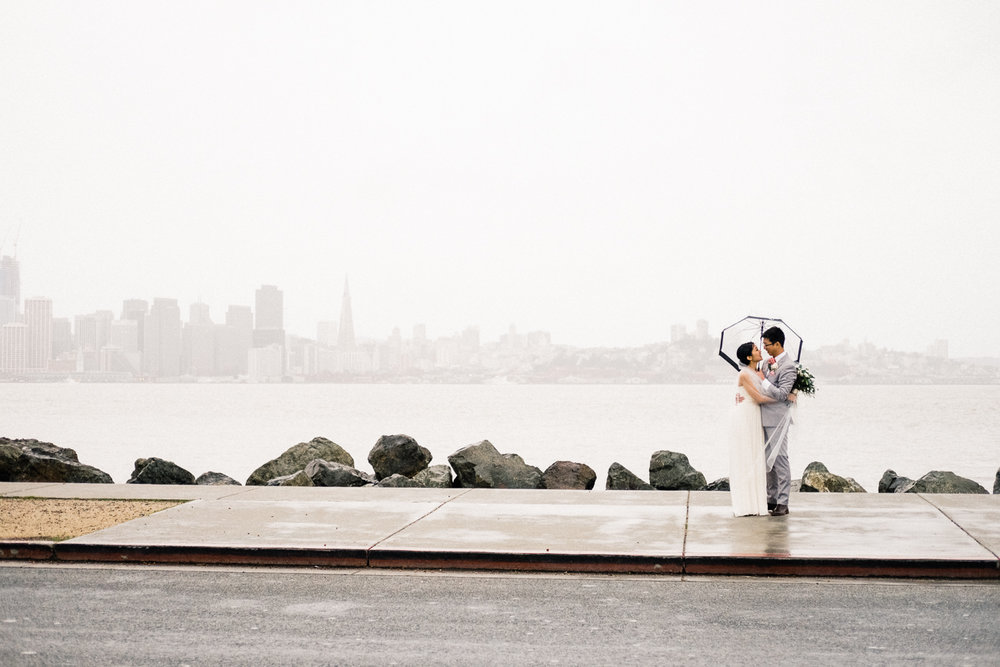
[728,326,797,517]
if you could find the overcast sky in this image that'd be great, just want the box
[3,2,998,357]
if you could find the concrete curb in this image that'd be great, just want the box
[2,540,997,578]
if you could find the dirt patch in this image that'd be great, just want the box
[0,498,184,541]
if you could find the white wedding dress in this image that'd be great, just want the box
[729,369,768,517]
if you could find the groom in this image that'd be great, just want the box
[759,326,796,516]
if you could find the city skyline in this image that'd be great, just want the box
[6,247,999,384]
[2,251,964,359]
[3,3,999,360]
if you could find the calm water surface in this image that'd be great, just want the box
[3,383,997,492]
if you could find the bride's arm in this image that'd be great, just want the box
[739,371,775,404]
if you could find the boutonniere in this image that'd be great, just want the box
[767,357,777,373]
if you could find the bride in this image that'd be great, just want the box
[729,341,791,517]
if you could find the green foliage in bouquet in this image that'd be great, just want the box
[793,364,817,396]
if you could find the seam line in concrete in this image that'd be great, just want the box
[365,489,474,563]
[681,490,691,577]
[917,493,1000,563]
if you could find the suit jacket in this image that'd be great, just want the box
[759,353,796,428]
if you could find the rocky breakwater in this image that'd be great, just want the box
[2,434,995,495]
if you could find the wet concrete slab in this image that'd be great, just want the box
[369,489,688,572]
[683,492,999,577]
[64,488,461,550]
[920,494,1000,557]
[48,487,464,567]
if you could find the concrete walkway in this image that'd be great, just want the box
[2,483,998,579]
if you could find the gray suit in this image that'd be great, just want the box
[759,353,796,506]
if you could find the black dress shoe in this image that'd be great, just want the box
[767,503,777,512]
[769,504,789,516]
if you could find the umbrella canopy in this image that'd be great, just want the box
[719,315,803,371]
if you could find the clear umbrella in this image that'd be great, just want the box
[718,315,803,371]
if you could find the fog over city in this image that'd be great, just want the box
[3,2,998,358]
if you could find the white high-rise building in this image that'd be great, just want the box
[24,297,52,372]
[0,322,27,374]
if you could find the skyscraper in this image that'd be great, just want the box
[183,303,216,376]
[0,322,26,374]
[223,304,253,375]
[24,297,52,372]
[338,277,356,348]
[144,298,182,377]
[75,311,113,372]
[253,285,285,348]
[121,299,149,352]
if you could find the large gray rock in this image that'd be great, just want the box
[906,470,989,494]
[448,440,543,489]
[368,434,433,481]
[0,438,112,484]
[649,451,706,490]
[412,464,454,488]
[376,473,424,488]
[540,461,596,490]
[994,467,999,495]
[128,457,195,485]
[266,470,315,487]
[246,437,354,486]
[878,469,915,493]
[305,459,375,487]
[605,462,654,490]
[195,471,241,486]
[800,461,866,493]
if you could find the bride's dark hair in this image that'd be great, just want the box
[736,342,754,367]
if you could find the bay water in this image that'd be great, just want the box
[3,383,997,493]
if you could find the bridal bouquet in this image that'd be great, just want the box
[792,364,816,396]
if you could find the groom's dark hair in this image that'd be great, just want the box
[762,326,785,345]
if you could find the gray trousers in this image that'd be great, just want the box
[763,425,790,506]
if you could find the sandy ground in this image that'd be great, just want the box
[0,498,184,541]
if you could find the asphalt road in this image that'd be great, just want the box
[1,564,998,665]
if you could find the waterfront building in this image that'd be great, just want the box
[183,302,215,375]
[224,304,253,375]
[51,317,73,362]
[75,311,114,372]
[253,285,285,348]
[108,318,140,374]
[24,297,52,372]
[248,344,284,382]
[144,298,182,377]
[121,299,149,352]
[0,322,26,374]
